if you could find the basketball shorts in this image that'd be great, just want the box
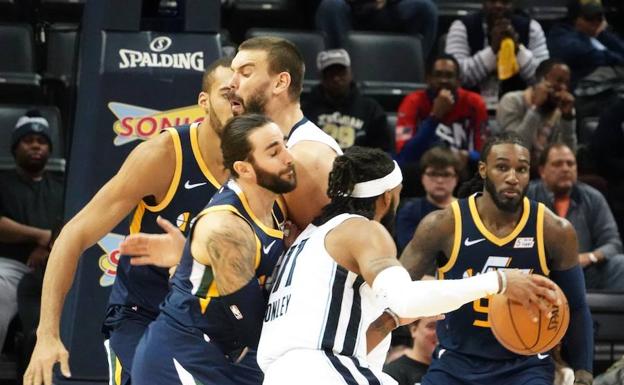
[102,305,156,385]
[422,347,555,385]
[263,349,397,385]
[130,315,263,385]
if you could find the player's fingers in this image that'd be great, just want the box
[119,238,149,255]
[157,215,179,234]
[59,352,72,378]
[42,362,53,385]
[32,364,43,385]
[129,256,153,266]
[530,274,558,291]
[523,298,540,323]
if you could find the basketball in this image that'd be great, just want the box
[488,278,570,355]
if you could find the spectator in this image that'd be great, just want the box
[547,0,624,121]
[0,111,64,357]
[383,316,439,385]
[302,49,393,152]
[527,142,624,291]
[445,0,549,108]
[590,97,624,232]
[395,54,487,169]
[396,147,459,253]
[315,0,438,58]
[497,58,577,178]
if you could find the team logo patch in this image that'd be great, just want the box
[514,237,535,248]
[97,233,125,287]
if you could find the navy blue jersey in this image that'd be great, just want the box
[436,193,549,360]
[162,179,284,354]
[108,123,222,314]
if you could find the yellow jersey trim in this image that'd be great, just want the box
[114,356,122,385]
[274,195,288,223]
[190,122,221,190]
[468,195,530,246]
[144,127,183,212]
[536,203,550,276]
[233,188,284,239]
[129,202,146,234]
[438,201,462,279]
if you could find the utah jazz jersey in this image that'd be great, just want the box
[108,123,222,315]
[161,179,284,354]
[436,193,549,360]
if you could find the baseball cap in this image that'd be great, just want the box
[11,110,52,153]
[568,0,604,19]
[317,49,351,71]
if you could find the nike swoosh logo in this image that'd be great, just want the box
[184,181,207,189]
[537,353,549,360]
[263,240,276,254]
[464,237,486,246]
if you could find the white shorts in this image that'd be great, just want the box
[262,349,397,385]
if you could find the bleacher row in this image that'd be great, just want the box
[1,0,624,379]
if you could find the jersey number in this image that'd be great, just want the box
[271,239,308,293]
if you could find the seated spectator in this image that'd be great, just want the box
[302,49,393,152]
[396,147,459,253]
[548,0,624,121]
[315,0,438,58]
[497,58,577,178]
[395,54,487,170]
[590,97,624,233]
[527,142,624,291]
[0,110,64,357]
[445,0,549,108]
[383,316,439,385]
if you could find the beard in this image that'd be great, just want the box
[245,91,269,115]
[252,161,297,194]
[208,104,224,136]
[484,175,527,213]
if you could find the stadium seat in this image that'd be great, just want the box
[344,32,426,111]
[0,23,42,103]
[246,28,326,83]
[44,24,79,87]
[587,291,624,373]
[0,105,65,171]
[39,0,85,23]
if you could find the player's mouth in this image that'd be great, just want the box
[501,189,520,199]
[228,94,245,115]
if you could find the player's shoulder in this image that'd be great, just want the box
[541,204,575,235]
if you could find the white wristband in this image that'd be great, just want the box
[497,270,507,294]
[588,252,598,263]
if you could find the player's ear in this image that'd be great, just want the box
[274,72,291,95]
[233,160,252,179]
[478,161,487,179]
[198,91,210,111]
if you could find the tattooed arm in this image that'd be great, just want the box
[191,211,256,295]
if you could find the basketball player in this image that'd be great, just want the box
[132,114,295,385]
[400,132,594,385]
[257,146,560,385]
[23,58,238,385]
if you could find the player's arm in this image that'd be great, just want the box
[191,211,265,348]
[24,135,174,385]
[543,209,594,384]
[283,141,335,229]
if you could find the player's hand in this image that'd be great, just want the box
[431,89,455,120]
[502,270,559,322]
[23,335,71,385]
[120,215,186,268]
[282,220,301,249]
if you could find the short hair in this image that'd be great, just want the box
[419,146,461,175]
[201,56,233,93]
[221,114,273,178]
[428,53,461,78]
[534,58,568,82]
[238,36,304,101]
[538,142,574,167]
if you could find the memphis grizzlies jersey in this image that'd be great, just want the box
[108,123,222,314]
[436,193,549,360]
[257,213,385,373]
[162,179,284,354]
[286,117,343,155]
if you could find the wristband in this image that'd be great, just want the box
[588,252,598,263]
[383,308,400,329]
[497,270,507,294]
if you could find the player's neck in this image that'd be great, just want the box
[197,119,228,184]
[236,179,277,227]
[478,193,524,227]
[266,100,304,137]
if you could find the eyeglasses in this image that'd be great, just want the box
[424,171,456,179]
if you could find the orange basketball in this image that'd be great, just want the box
[488,278,570,355]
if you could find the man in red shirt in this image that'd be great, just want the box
[395,54,488,169]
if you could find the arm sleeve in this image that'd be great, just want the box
[550,266,594,373]
[220,277,266,349]
[372,266,500,318]
[445,20,497,87]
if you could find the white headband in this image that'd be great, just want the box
[15,116,49,130]
[350,161,403,198]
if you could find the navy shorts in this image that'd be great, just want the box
[102,305,156,385]
[422,347,555,385]
[131,315,263,385]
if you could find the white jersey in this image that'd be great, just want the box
[286,118,343,155]
[258,214,394,385]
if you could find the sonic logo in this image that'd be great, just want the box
[97,233,125,287]
[109,102,205,146]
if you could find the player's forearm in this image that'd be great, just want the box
[0,216,49,245]
[366,311,396,353]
